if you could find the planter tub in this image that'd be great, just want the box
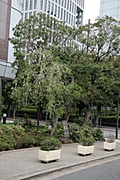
[104,142,116,151]
[39,149,61,163]
[78,145,94,155]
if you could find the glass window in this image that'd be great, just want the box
[67,0,69,10]
[21,13,23,22]
[64,0,66,8]
[34,0,37,9]
[71,15,73,26]
[70,0,71,12]
[61,8,63,20]
[40,0,43,10]
[44,0,47,12]
[25,12,28,19]
[51,3,54,15]
[30,0,33,10]
[58,6,60,18]
[63,10,66,21]
[29,12,32,17]
[58,0,60,5]
[54,4,57,16]
[61,0,63,7]
[34,11,36,15]
[25,0,28,10]
[22,0,24,11]
[72,2,74,13]
[47,1,50,13]
[69,13,71,24]
[66,12,68,23]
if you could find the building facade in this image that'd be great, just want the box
[22,0,84,27]
[0,0,22,97]
[99,0,120,20]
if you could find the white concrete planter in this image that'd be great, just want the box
[39,149,61,163]
[78,145,94,156]
[104,142,116,151]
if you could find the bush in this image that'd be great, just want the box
[106,134,115,143]
[74,117,84,126]
[0,134,16,151]
[81,136,95,146]
[93,128,104,141]
[38,125,51,134]
[0,124,25,139]
[69,123,83,143]
[15,134,36,149]
[40,137,62,151]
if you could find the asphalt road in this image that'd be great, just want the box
[52,158,120,180]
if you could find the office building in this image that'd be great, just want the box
[99,0,120,20]
[0,0,22,97]
[22,0,84,27]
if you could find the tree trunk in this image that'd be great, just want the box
[7,104,10,118]
[37,101,41,131]
[64,107,70,122]
[13,104,16,119]
[83,104,92,125]
[95,105,101,127]
[51,116,58,137]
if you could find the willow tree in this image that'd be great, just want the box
[10,13,76,133]
[76,16,120,124]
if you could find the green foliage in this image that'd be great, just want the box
[18,108,37,116]
[40,137,62,151]
[15,134,36,149]
[68,123,83,143]
[0,134,16,151]
[74,117,84,126]
[101,116,116,123]
[81,136,95,146]
[38,125,51,134]
[54,122,64,139]
[0,124,25,139]
[93,128,104,141]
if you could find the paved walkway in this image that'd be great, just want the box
[0,141,120,180]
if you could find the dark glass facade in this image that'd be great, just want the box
[0,0,11,61]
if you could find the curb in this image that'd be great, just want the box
[19,152,120,180]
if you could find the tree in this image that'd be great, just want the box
[76,16,120,124]
[10,13,81,133]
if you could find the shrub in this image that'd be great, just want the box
[15,134,36,149]
[93,128,104,141]
[38,125,51,134]
[0,134,16,151]
[74,117,84,126]
[106,134,115,143]
[40,137,62,151]
[81,136,95,146]
[0,124,25,139]
[69,123,83,143]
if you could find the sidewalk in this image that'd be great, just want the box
[0,141,120,180]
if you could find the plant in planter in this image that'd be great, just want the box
[78,136,95,156]
[104,134,116,151]
[39,137,62,163]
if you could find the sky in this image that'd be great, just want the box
[83,0,100,25]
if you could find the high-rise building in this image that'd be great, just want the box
[22,0,84,28]
[0,0,22,97]
[99,0,120,20]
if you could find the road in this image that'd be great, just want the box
[33,157,120,180]
[52,158,120,180]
